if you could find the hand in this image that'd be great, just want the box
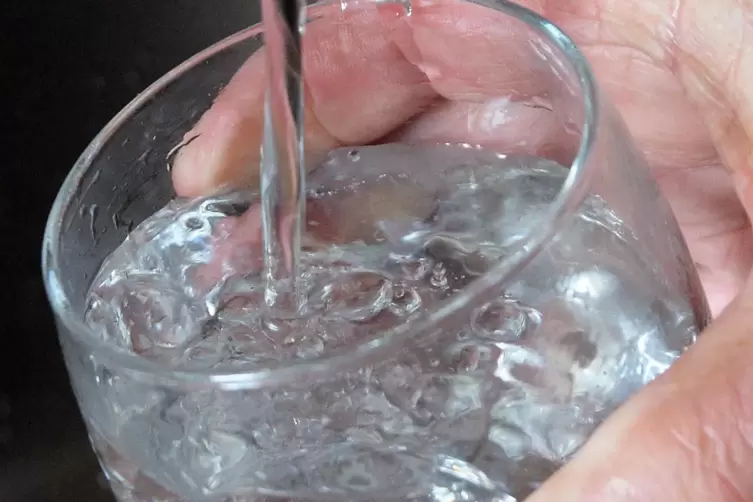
[172,1,753,499]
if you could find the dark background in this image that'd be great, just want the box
[2,1,253,500]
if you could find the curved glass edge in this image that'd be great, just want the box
[42,0,599,390]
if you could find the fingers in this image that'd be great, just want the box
[173,0,753,193]
[172,0,568,197]
[172,7,437,197]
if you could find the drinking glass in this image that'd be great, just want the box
[42,0,710,500]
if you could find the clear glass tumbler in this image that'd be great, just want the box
[43,1,710,501]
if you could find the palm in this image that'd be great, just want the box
[551,8,753,316]
[594,65,750,317]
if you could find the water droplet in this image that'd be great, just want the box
[347,149,361,162]
[88,205,99,238]
[388,285,421,317]
[430,263,448,289]
[472,298,540,342]
[183,216,204,230]
[437,455,498,491]
[310,448,428,496]
[189,429,249,483]
[445,341,500,373]
[564,118,580,136]
[141,253,161,272]
[94,366,113,386]
[525,96,554,111]
[295,333,326,358]
[508,360,573,398]
[448,344,481,372]
[317,271,393,322]
[559,329,597,368]
[202,199,250,217]
[388,253,432,281]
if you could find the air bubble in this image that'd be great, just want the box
[445,341,500,373]
[559,329,597,368]
[430,263,448,289]
[447,344,482,372]
[316,270,393,322]
[471,298,540,342]
[388,253,432,281]
[183,216,204,230]
[525,96,554,111]
[88,204,99,238]
[564,118,581,136]
[388,285,422,317]
[294,333,326,359]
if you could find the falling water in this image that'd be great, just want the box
[259,0,306,313]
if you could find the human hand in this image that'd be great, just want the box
[172,1,753,499]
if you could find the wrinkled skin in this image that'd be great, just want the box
[171,1,753,500]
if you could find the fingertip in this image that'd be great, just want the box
[171,53,267,197]
[171,103,264,197]
[171,141,208,198]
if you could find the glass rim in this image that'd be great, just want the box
[42,0,599,390]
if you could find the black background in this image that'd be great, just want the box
[2,1,253,500]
